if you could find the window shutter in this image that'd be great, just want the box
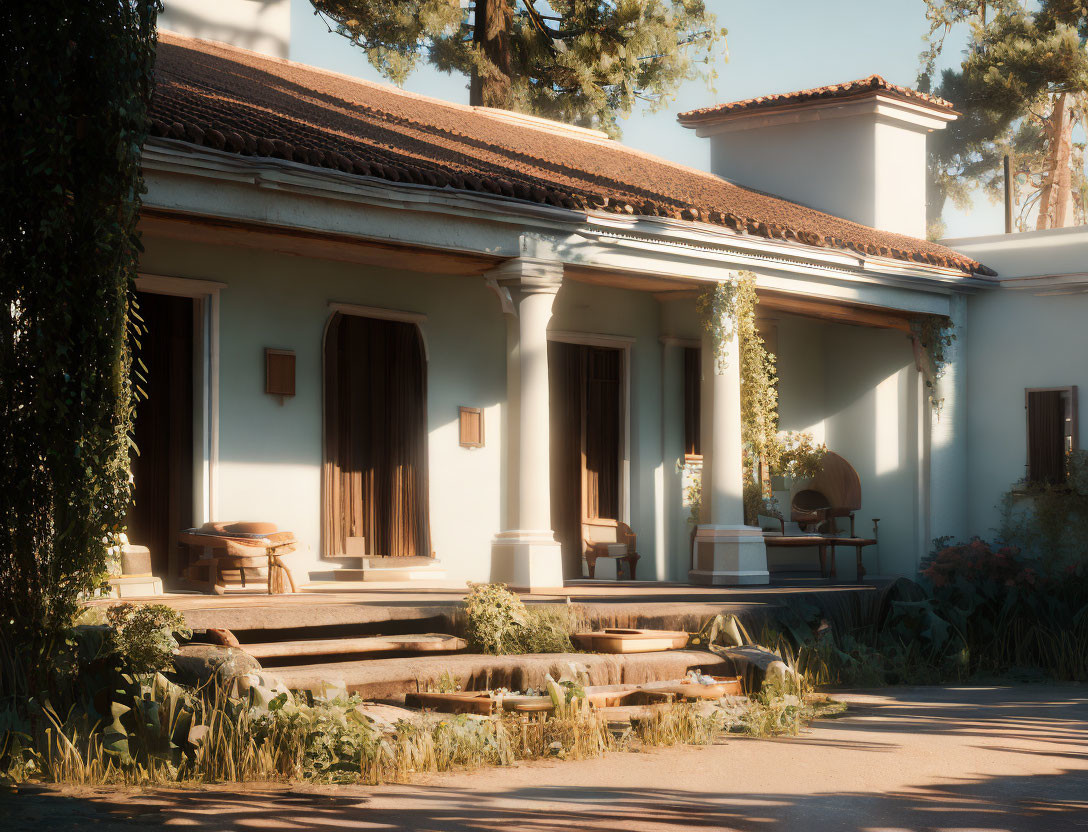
[1026,388,1076,484]
[459,406,484,448]
[265,349,296,397]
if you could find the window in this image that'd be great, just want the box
[1026,386,1078,485]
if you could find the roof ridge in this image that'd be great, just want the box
[678,74,955,122]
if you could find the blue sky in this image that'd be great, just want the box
[288,0,1004,238]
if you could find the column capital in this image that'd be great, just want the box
[486,256,564,294]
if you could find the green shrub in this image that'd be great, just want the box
[106,603,192,675]
[462,583,581,654]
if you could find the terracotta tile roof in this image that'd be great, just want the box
[148,35,990,276]
[678,75,956,123]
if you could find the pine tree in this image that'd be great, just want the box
[309,0,725,135]
[921,1,1088,231]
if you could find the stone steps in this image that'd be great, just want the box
[269,648,734,699]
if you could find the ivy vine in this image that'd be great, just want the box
[696,278,740,372]
[694,271,827,525]
[911,315,956,416]
[0,0,159,700]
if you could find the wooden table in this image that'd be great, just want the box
[826,537,878,581]
[763,535,830,577]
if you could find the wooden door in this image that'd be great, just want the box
[549,341,623,578]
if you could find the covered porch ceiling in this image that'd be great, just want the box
[565,265,922,334]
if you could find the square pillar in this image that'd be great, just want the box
[486,256,565,590]
[690,318,769,586]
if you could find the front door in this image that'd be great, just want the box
[549,341,623,578]
[322,313,430,558]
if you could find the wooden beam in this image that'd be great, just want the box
[756,290,916,333]
[139,208,502,276]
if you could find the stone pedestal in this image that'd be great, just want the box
[689,525,769,585]
[490,531,564,590]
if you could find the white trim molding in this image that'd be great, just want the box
[328,301,429,359]
[549,330,636,348]
[136,273,227,296]
[999,273,1088,295]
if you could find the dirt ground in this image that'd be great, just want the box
[5,685,1087,831]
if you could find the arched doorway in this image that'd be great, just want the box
[322,313,430,558]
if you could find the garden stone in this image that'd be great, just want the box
[172,644,262,691]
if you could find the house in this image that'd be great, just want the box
[131,5,1084,592]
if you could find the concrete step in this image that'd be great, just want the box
[243,633,467,661]
[331,563,448,582]
[270,648,734,699]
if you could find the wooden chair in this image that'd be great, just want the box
[790,451,862,536]
[179,521,299,595]
[582,518,640,580]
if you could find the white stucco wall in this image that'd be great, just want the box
[140,235,508,583]
[139,235,690,583]
[944,227,1088,541]
[772,314,924,578]
[702,108,936,239]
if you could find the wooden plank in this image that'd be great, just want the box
[242,633,467,660]
[757,290,916,332]
[139,209,501,276]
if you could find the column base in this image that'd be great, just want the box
[688,525,769,586]
[490,530,564,591]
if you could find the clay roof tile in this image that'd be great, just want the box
[149,34,986,276]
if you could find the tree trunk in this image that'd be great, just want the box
[1036,92,1074,230]
[469,0,513,109]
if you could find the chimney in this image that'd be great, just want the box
[678,76,958,240]
[159,0,291,59]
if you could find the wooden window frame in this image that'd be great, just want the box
[1025,385,1078,482]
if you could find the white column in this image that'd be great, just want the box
[690,307,769,585]
[487,257,565,589]
[927,295,968,548]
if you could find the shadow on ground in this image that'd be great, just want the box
[4,686,1087,831]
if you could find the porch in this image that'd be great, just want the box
[131,191,966,591]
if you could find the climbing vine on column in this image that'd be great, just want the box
[696,271,826,524]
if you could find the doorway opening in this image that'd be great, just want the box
[549,341,624,578]
[127,291,195,581]
[322,313,430,559]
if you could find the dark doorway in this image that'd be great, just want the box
[549,341,623,578]
[322,314,431,558]
[127,291,195,581]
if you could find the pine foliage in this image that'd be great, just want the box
[310,0,725,135]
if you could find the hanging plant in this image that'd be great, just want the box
[911,315,956,416]
[696,278,740,372]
